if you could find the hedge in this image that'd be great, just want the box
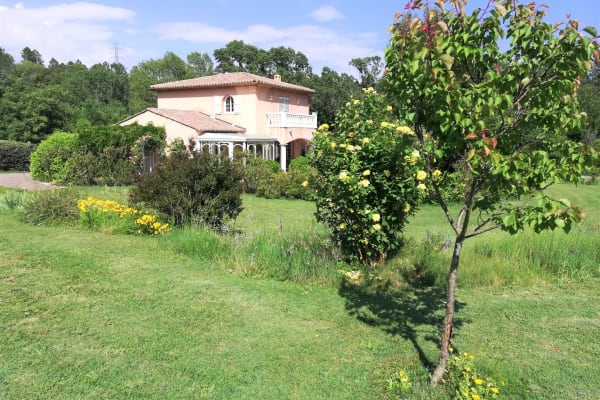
[0,140,36,171]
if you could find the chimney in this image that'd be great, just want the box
[274,74,281,82]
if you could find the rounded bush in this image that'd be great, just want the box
[29,131,78,182]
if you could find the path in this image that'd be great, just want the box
[0,173,59,190]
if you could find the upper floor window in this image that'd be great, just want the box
[279,96,290,113]
[225,96,236,113]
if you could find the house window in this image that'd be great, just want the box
[225,96,235,113]
[279,96,290,113]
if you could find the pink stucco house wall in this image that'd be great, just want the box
[119,72,317,170]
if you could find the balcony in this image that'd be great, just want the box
[266,112,318,129]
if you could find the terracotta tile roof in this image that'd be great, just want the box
[146,108,246,134]
[150,72,315,94]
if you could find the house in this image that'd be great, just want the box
[119,72,318,170]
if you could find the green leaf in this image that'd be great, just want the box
[440,54,454,70]
[558,198,571,208]
[583,26,598,37]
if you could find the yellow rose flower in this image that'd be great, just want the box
[417,183,427,191]
[302,180,309,187]
[359,179,370,187]
[373,223,382,231]
[386,105,393,112]
[403,202,411,213]
[362,169,371,176]
[416,170,427,181]
[353,99,360,105]
[371,213,381,222]
[432,169,442,179]
[339,222,346,229]
[396,126,414,135]
[362,137,370,144]
[339,171,349,182]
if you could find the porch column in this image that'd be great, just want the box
[280,144,287,171]
[228,142,234,160]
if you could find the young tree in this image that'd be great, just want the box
[384,0,598,384]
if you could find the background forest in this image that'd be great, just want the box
[0,40,386,144]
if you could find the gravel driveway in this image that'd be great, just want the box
[0,173,59,190]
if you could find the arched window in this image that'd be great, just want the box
[225,96,235,113]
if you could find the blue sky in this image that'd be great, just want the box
[0,1,598,75]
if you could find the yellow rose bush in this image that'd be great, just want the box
[310,88,426,264]
[77,196,170,236]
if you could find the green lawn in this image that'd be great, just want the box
[1,183,599,399]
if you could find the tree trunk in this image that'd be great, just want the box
[430,238,463,386]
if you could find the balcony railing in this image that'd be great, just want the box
[266,112,318,129]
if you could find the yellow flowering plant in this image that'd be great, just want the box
[310,87,426,264]
[77,196,170,236]
[442,349,502,400]
[387,369,412,395]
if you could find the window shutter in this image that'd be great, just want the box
[234,95,241,114]
[214,96,221,114]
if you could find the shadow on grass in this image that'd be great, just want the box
[338,280,466,371]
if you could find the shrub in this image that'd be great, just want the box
[61,124,166,186]
[76,123,165,154]
[166,137,187,157]
[29,131,78,182]
[286,156,317,200]
[256,171,290,199]
[129,152,244,229]
[21,188,80,225]
[63,146,136,186]
[243,157,281,193]
[250,156,315,200]
[310,88,425,264]
[0,140,36,171]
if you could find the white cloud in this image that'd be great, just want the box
[310,6,344,22]
[0,2,135,65]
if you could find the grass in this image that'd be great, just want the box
[0,183,599,398]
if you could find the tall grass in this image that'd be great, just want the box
[163,193,341,284]
[168,182,600,290]
[394,183,600,288]
[165,227,342,284]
